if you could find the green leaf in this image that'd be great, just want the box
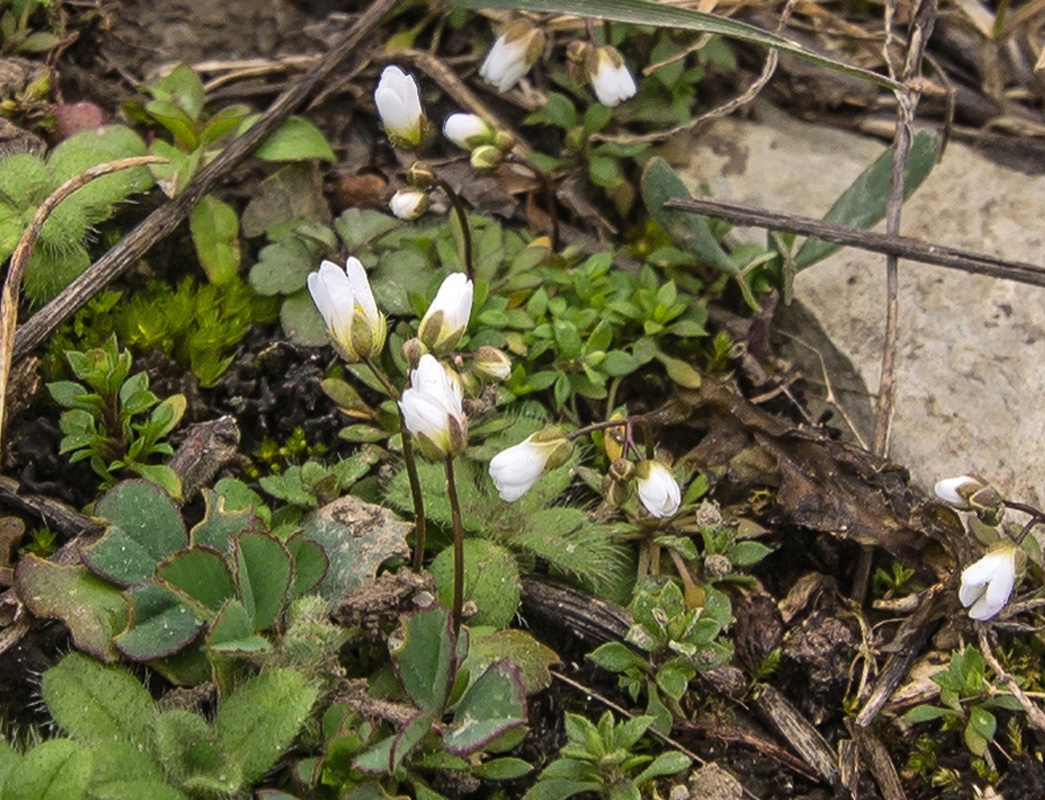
[15,557,127,661]
[444,660,527,755]
[965,707,996,756]
[156,547,236,614]
[642,157,737,275]
[793,130,940,270]
[4,740,92,800]
[234,531,293,631]
[601,350,641,376]
[190,194,241,284]
[214,668,318,783]
[148,64,206,122]
[466,628,560,694]
[87,782,189,800]
[144,100,200,150]
[392,606,457,714]
[206,598,271,654]
[474,757,534,781]
[286,532,329,598]
[247,115,336,162]
[47,125,153,215]
[523,778,602,800]
[730,540,773,566]
[280,288,329,346]
[450,0,901,88]
[589,641,647,674]
[115,583,202,661]
[41,653,155,749]
[655,665,690,702]
[84,480,188,586]
[902,704,959,723]
[153,709,236,791]
[190,491,258,553]
[655,350,702,388]
[430,539,520,629]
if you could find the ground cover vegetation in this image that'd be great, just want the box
[1,0,1044,798]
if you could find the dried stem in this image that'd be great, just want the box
[978,626,1045,735]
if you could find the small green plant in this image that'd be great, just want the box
[5,651,317,799]
[125,64,334,283]
[0,126,154,302]
[872,561,918,598]
[903,646,1024,757]
[43,279,276,387]
[0,0,60,55]
[523,710,690,800]
[316,603,536,798]
[15,479,408,685]
[47,336,186,497]
[589,576,733,733]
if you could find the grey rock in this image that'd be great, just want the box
[677,103,1045,505]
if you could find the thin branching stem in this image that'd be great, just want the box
[444,454,465,635]
[364,356,427,571]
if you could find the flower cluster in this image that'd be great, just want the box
[935,473,1030,621]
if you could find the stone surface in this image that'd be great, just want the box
[677,103,1045,505]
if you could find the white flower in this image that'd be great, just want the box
[389,188,428,220]
[418,273,473,355]
[443,112,495,150]
[489,428,573,502]
[635,460,681,519]
[479,22,545,92]
[934,475,983,508]
[587,46,637,107]
[959,544,1020,620]
[399,354,468,459]
[375,66,425,148]
[307,257,386,363]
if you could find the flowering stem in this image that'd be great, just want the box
[364,356,427,571]
[566,416,633,440]
[434,178,474,282]
[444,454,465,635]
[507,154,560,251]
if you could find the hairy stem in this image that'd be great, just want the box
[434,178,474,282]
[445,455,465,634]
[364,356,427,571]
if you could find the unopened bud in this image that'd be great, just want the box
[609,458,635,484]
[472,346,512,382]
[407,161,436,190]
[470,144,504,171]
[401,337,427,368]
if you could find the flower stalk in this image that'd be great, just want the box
[445,454,465,634]
[363,355,427,572]
[434,178,474,282]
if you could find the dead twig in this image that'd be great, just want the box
[662,196,1045,288]
[978,626,1045,735]
[11,0,399,366]
[0,155,166,454]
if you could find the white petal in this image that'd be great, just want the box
[443,112,491,148]
[935,475,976,506]
[344,257,380,324]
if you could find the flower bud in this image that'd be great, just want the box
[401,337,427,369]
[470,144,504,171]
[418,272,473,355]
[407,161,436,190]
[375,65,427,149]
[935,474,1004,525]
[959,543,1021,620]
[585,45,637,107]
[609,458,635,484]
[472,346,512,382]
[634,460,681,519]
[443,112,496,150]
[399,354,468,460]
[489,426,573,502]
[389,188,429,220]
[307,257,386,363]
[479,21,545,92]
